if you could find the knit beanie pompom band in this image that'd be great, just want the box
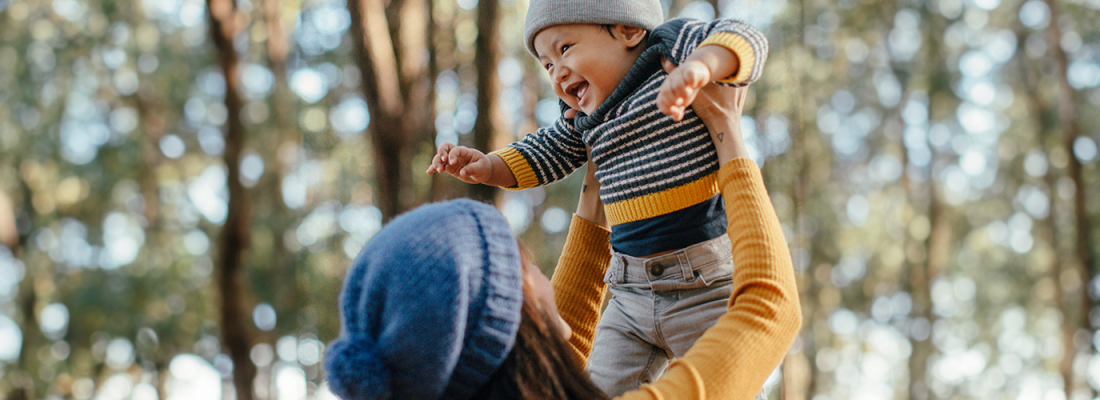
[324,199,524,400]
[523,0,665,56]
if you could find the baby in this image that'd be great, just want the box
[427,0,768,396]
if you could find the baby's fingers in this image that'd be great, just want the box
[446,146,470,166]
[427,152,443,174]
[438,143,456,165]
[657,83,687,121]
[427,144,453,174]
[660,56,676,74]
[671,71,703,100]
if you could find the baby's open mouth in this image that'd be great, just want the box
[565,81,589,105]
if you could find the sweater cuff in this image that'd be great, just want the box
[489,147,539,190]
[717,158,763,190]
[564,214,612,251]
[698,32,757,85]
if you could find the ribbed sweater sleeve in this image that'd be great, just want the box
[489,116,587,189]
[619,158,802,400]
[550,215,612,364]
[553,158,802,400]
[655,18,769,87]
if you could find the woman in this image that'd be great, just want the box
[324,83,802,400]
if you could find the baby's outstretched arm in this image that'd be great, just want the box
[426,143,518,187]
[656,45,740,122]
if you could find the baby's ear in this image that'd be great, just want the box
[613,25,648,48]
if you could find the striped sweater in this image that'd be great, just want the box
[552,159,803,400]
[492,18,768,240]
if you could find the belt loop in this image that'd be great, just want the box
[677,253,692,282]
[618,255,629,284]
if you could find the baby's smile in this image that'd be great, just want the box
[563,80,590,107]
[534,24,646,115]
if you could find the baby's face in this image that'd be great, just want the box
[534,24,641,115]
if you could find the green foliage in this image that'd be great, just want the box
[1,0,1099,398]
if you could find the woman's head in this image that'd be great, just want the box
[324,199,524,400]
[323,199,601,400]
[472,243,608,400]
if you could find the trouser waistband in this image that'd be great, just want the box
[605,234,733,291]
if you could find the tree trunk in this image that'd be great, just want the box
[348,0,433,221]
[206,1,257,398]
[14,267,37,400]
[903,5,955,399]
[1041,0,1095,396]
[785,129,814,400]
[9,180,34,399]
[469,0,503,204]
[1014,18,1072,395]
[261,0,303,347]
[422,0,453,201]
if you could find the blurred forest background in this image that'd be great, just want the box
[0,0,1098,398]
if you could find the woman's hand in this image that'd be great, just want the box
[661,57,751,164]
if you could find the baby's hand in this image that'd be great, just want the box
[426,143,494,184]
[656,60,712,122]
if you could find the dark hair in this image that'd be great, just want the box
[471,243,611,400]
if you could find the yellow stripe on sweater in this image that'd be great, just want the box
[490,147,539,190]
[604,173,719,226]
[698,32,757,85]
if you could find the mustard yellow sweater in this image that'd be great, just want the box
[551,158,803,400]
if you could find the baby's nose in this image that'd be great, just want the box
[553,65,569,82]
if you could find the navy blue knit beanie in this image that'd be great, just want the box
[324,199,524,400]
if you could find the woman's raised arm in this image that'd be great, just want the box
[551,159,613,364]
[619,67,802,399]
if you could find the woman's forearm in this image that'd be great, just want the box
[574,162,608,228]
[701,113,751,163]
[551,160,611,363]
[692,86,751,163]
[621,160,802,400]
[551,215,611,363]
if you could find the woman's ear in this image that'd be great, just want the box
[613,25,647,48]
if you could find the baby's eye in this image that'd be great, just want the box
[561,44,571,53]
[544,63,553,70]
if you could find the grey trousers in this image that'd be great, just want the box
[586,234,767,400]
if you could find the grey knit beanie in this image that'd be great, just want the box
[524,0,665,56]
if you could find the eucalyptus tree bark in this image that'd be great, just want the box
[469,0,504,204]
[206,0,257,398]
[347,0,433,221]
[1040,0,1095,396]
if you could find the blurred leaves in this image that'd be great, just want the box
[1,0,1099,399]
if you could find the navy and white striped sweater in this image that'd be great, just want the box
[492,18,768,255]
